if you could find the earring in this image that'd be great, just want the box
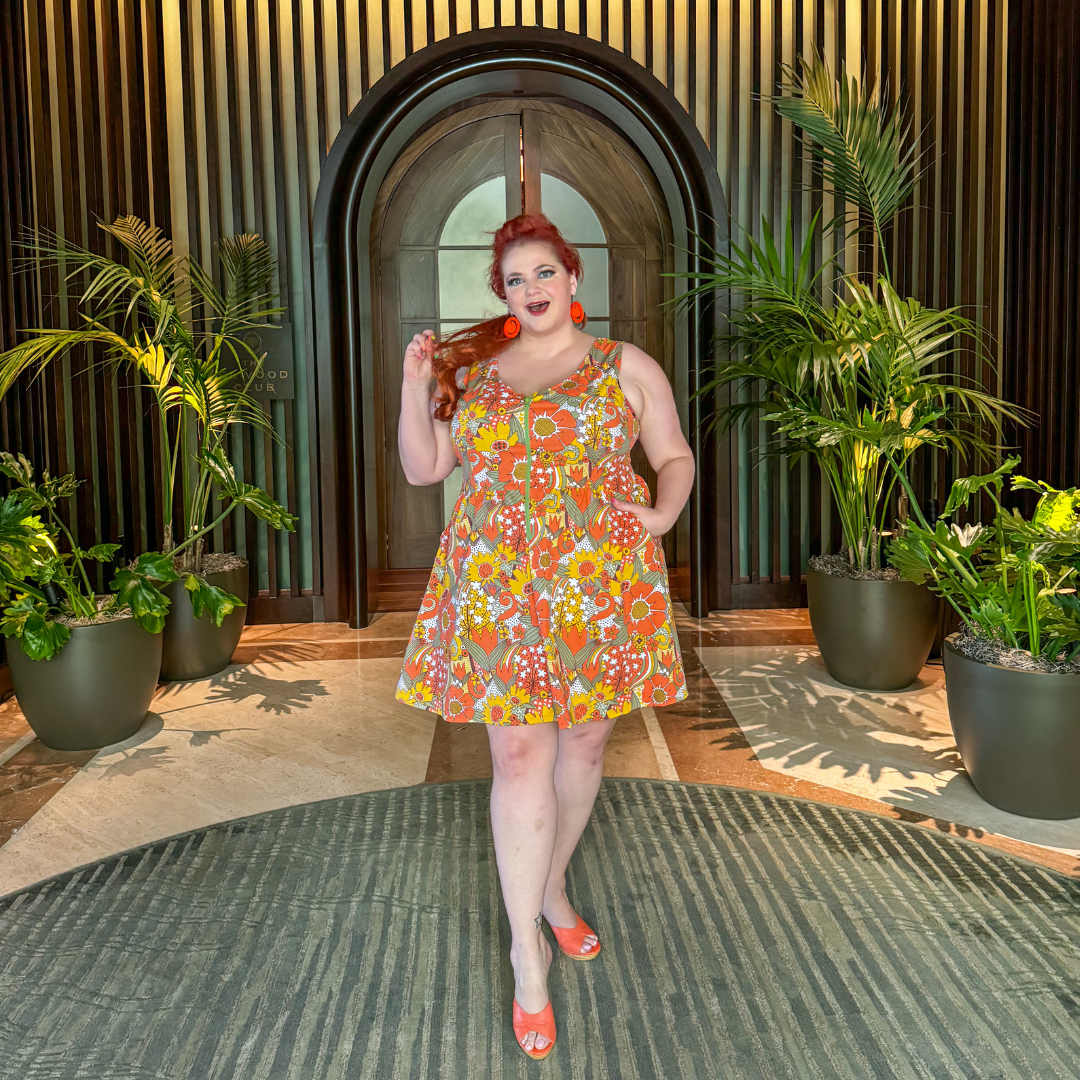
[570,294,585,325]
[503,314,520,337]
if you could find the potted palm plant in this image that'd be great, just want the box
[0,216,298,681]
[673,52,1026,690]
[0,452,172,750]
[890,458,1080,819]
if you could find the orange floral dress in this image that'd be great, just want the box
[395,337,687,728]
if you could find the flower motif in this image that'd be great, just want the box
[527,402,577,451]
[623,581,667,634]
[473,419,519,454]
[444,686,475,722]
[640,675,677,707]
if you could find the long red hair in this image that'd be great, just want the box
[429,212,585,421]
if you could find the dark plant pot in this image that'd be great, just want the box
[159,564,249,682]
[4,616,162,751]
[806,567,941,691]
[943,637,1080,819]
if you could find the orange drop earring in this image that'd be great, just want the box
[503,314,520,337]
[570,294,585,325]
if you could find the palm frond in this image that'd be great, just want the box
[772,50,927,250]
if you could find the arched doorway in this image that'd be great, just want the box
[312,27,729,627]
[370,100,676,604]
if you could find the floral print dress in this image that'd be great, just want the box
[395,337,687,728]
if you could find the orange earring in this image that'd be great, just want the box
[570,297,585,325]
[503,314,520,337]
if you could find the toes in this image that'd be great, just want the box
[535,1033,550,1050]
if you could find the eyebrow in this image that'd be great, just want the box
[505,263,556,276]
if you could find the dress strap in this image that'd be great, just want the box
[592,338,624,374]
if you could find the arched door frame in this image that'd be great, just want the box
[312,26,730,627]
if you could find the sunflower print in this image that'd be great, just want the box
[395,337,687,728]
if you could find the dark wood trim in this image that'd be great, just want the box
[730,580,808,610]
[1004,1,1080,498]
[246,591,316,623]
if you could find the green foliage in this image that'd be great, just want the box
[109,552,180,636]
[890,459,1080,662]
[183,573,244,628]
[0,215,295,601]
[0,594,70,661]
[0,452,173,660]
[667,51,1027,572]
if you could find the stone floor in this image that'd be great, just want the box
[1,606,1078,895]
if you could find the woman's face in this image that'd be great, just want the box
[500,241,578,333]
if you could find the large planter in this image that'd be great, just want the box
[943,637,1080,819]
[806,567,941,691]
[5,616,162,751]
[159,563,249,682]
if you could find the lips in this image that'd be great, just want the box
[526,301,550,315]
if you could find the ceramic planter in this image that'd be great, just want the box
[159,563,249,682]
[806,567,941,691]
[943,637,1080,819]
[5,616,162,751]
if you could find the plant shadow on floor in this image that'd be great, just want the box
[699,646,960,788]
[84,669,331,778]
[159,665,332,715]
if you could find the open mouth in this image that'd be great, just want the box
[525,300,551,315]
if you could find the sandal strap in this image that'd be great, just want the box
[513,998,557,1044]
[549,914,600,955]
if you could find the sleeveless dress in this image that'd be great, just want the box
[395,337,687,728]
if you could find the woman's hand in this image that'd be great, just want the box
[610,498,676,539]
[403,329,436,391]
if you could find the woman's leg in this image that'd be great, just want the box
[542,716,618,951]
[487,721,561,1053]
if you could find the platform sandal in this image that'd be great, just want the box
[512,997,557,1060]
[547,913,601,961]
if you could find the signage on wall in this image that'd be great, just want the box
[238,323,294,400]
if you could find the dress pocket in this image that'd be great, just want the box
[630,473,653,508]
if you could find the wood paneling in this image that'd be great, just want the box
[1003,0,1080,495]
[2,1,1015,617]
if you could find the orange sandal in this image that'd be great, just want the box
[547,913,601,961]
[513,997,557,1060]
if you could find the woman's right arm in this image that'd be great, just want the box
[398,329,460,486]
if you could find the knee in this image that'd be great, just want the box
[564,726,611,770]
[490,734,549,782]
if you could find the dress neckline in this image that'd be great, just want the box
[492,337,601,399]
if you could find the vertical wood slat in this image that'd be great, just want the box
[4,0,1019,615]
[1004,0,1080,496]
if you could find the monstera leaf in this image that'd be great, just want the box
[0,594,70,660]
[942,457,1020,516]
[198,446,297,531]
[0,493,55,584]
[184,572,244,627]
[109,551,180,635]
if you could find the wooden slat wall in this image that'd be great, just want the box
[4,0,1011,615]
[1003,0,1080,495]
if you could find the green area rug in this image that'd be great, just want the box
[1,778,1079,1079]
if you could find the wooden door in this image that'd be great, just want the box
[371,101,675,597]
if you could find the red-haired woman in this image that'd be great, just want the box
[395,213,695,1061]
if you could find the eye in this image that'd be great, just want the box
[539,269,555,278]
[507,275,523,287]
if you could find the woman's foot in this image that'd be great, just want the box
[542,887,599,955]
[510,929,554,1054]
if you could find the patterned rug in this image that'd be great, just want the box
[1,778,1078,1080]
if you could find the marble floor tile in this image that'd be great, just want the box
[0,658,436,895]
[696,644,1080,859]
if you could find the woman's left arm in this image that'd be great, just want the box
[610,342,696,537]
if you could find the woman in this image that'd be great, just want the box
[395,213,695,1060]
